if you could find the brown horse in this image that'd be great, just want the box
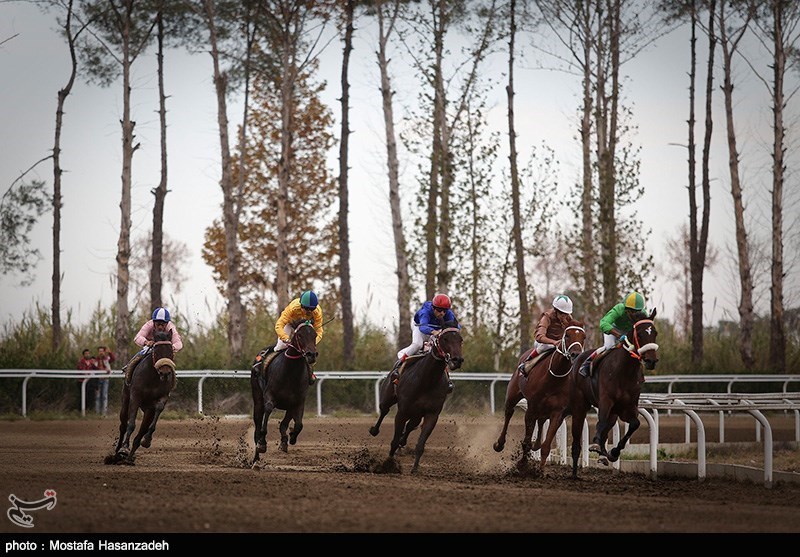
[568,309,659,478]
[107,329,176,465]
[250,320,318,465]
[493,321,586,473]
[369,326,464,473]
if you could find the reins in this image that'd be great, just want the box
[151,340,176,374]
[285,322,313,360]
[430,327,460,368]
[549,325,585,378]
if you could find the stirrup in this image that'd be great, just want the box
[579,361,591,377]
[447,380,454,394]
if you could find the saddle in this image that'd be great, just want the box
[253,347,280,377]
[521,348,555,375]
[396,352,426,380]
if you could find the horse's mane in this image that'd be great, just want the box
[443,319,459,330]
[568,318,585,328]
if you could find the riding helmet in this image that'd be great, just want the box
[300,290,318,310]
[624,292,645,311]
[552,295,573,314]
[152,307,171,322]
[432,293,451,310]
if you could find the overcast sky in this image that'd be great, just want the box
[1,2,796,335]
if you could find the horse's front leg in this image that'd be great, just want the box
[117,396,140,458]
[519,407,536,462]
[129,407,155,459]
[411,413,440,474]
[590,410,618,465]
[289,406,305,446]
[609,416,640,462]
[278,412,291,453]
[570,407,588,479]
[141,398,168,448]
[114,387,131,454]
[399,415,422,449]
[389,412,409,459]
[531,418,547,452]
[251,375,266,463]
[493,374,523,452]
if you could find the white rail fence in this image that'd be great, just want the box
[1,369,799,417]
[2,370,799,488]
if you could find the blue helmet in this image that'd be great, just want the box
[152,307,171,323]
[300,291,318,311]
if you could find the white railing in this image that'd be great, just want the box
[1,369,799,417]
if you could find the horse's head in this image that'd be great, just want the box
[431,327,464,371]
[561,321,586,362]
[151,329,176,381]
[631,308,659,370]
[288,320,318,366]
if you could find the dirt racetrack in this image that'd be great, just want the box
[1,413,799,535]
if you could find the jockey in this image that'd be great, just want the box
[254,290,323,385]
[579,291,645,377]
[122,307,183,385]
[518,294,574,377]
[391,293,461,393]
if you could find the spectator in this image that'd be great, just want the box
[76,349,98,412]
[95,345,115,416]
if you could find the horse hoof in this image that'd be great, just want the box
[141,437,151,449]
[588,443,600,453]
[493,442,504,452]
[279,442,288,453]
[369,427,379,437]
[289,436,298,446]
[609,448,621,461]
[598,456,609,466]
[256,442,266,454]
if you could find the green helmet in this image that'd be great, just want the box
[624,291,645,311]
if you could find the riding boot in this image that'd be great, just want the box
[390,355,406,384]
[123,352,144,386]
[252,347,272,376]
[518,350,538,378]
[579,351,596,377]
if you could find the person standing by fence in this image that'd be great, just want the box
[76,349,98,412]
[95,345,115,416]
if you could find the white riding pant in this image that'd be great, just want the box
[397,323,429,360]
[274,324,295,351]
[533,340,555,354]
[602,333,618,350]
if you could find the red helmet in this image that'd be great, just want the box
[432,294,451,310]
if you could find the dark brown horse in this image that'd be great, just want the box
[108,330,176,464]
[493,321,586,473]
[250,320,318,465]
[568,309,659,478]
[369,327,464,473]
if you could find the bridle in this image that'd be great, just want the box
[285,321,316,361]
[623,319,659,360]
[430,327,461,369]
[151,340,175,376]
[549,325,585,377]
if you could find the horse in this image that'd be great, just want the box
[250,319,318,465]
[369,327,464,473]
[108,329,176,464]
[492,321,586,474]
[568,308,659,478]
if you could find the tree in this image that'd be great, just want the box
[76,0,157,361]
[337,0,355,368]
[373,0,412,348]
[748,0,800,373]
[717,0,755,369]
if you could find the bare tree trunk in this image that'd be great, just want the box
[51,0,80,352]
[493,233,515,372]
[115,13,136,363]
[276,50,296,311]
[204,0,245,362]
[337,0,355,368]
[377,1,411,347]
[424,0,445,299]
[718,0,754,370]
[579,2,596,318]
[769,0,787,372]
[506,0,530,350]
[150,8,167,310]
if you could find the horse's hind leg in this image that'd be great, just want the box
[570,408,588,479]
[251,376,266,462]
[538,413,564,473]
[115,389,130,454]
[411,413,440,474]
[118,396,140,458]
[369,379,396,437]
[590,411,618,464]
[493,391,522,452]
[609,416,640,462]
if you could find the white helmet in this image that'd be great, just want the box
[552,295,573,315]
